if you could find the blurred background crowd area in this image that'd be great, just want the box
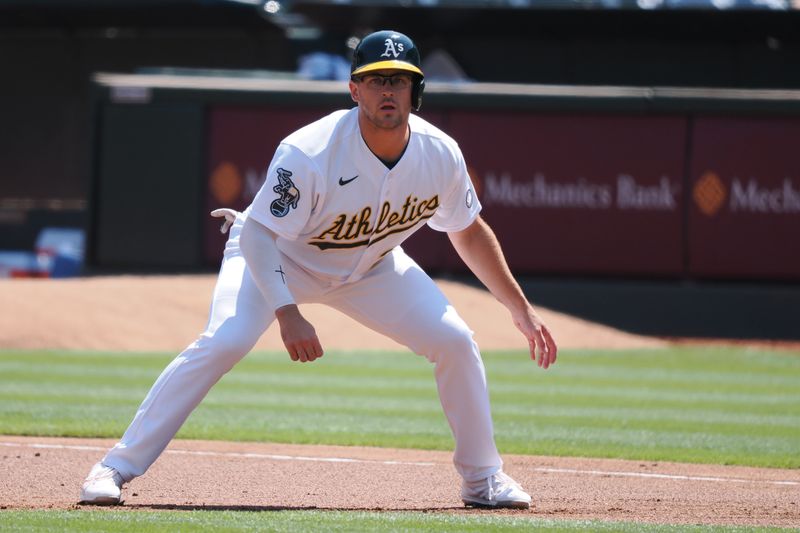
[1,0,798,340]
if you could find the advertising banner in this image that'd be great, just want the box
[688,117,800,280]
[206,107,689,276]
[447,112,688,276]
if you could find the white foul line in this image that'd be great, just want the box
[164,448,436,466]
[2,441,798,486]
[532,467,800,486]
[0,441,436,467]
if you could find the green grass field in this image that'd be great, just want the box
[0,509,791,532]
[1,346,798,531]
[1,346,798,468]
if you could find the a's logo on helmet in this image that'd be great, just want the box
[381,38,404,59]
[270,167,300,218]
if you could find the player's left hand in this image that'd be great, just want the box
[512,305,557,369]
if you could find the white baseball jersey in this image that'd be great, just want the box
[246,107,481,284]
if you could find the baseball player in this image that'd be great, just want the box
[80,30,557,509]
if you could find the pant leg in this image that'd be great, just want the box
[322,248,502,483]
[102,258,271,480]
[101,218,321,481]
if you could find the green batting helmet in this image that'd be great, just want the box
[351,30,425,111]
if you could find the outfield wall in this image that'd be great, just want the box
[90,75,800,283]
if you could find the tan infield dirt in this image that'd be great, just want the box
[0,274,667,352]
[0,275,798,527]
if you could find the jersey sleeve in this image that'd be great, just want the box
[248,143,323,240]
[427,147,482,233]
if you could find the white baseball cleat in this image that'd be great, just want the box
[79,462,124,505]
[461,470,532,509]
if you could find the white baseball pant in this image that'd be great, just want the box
[101,216,503,483]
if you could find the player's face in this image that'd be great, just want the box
[349,70,413,131]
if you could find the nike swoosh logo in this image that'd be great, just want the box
[338,175,358,186]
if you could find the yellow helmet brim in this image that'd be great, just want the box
[351,60,423,77]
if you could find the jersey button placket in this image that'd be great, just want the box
[344,171,391,283]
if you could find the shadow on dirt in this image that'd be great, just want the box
[122,503,469,512]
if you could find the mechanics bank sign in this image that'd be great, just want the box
[483,173,679,211]
[731,179,800,213]
[694,171,800,216]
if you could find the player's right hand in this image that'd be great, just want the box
[210,208,240,234]
[274,304,324,362]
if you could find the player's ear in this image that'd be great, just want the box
[349,79,359,103]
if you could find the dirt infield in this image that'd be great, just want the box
[0,274,666,352]
[1,275,798,526]
[1,436,798,527]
